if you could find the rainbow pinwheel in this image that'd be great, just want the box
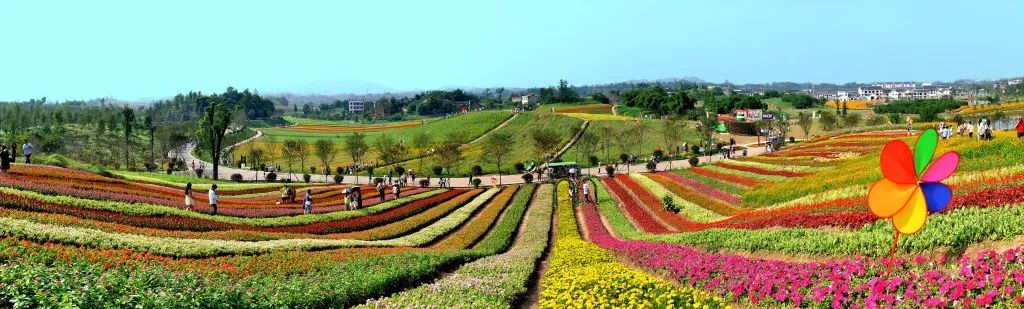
[868,129,959,235]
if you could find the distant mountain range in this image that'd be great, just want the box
[10,76,1020,105]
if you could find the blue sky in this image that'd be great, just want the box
[2,0,1022,101]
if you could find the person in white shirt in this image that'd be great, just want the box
[22,142,33,164]
[303,189,313,214]
[582,182,591,203]
[208,184,219,215]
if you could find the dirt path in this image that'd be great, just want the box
[468,113,519,144]
[538,120,590,172]
[519,185,556,309]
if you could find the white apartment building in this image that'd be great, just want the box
[348,100,365,113]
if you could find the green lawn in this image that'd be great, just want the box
[403,112,585,176]
[562,118,700,167]
[250,111,513,171]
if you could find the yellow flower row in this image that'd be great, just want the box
[539,182,727,308]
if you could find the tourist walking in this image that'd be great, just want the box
[582,182,591,203]
[303,189,313,214]
[10,143,17,164]
[568,184,576,202]
[22,141,33,163]
[392,182,400,198]
[208,184,219,215]
[0,146,10,175]
[184,183,195,211]
[377,181,386,202]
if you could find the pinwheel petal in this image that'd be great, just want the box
[920,182,952,213]
[914,129,938,176]
[892,187,928,235]
[921,152,960,182]
[868,178,918,218]
[880,140,917,184]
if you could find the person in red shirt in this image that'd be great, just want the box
[1016,117,1024,138]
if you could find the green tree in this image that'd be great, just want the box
[482,131,514,184]
[199,102,231,179]
[281,140,303,180]
[434,133,465,179]
[574,130,599,168]
[344,132,370,184]
[412,131,432,175]
[843,113,863,128]
[246,144,267,178]
[374,135,406,167]
[144,114,156,164]
[294,139,309,174]
[797,111,813,139]
[660,119,684,169]
[314,139,336,176]
[620,122,649,173]
[888,113,901,125]
[556,79,580,103]
[819,110,840,132]
[867,114,887,126]
[530,127,562,160]
[121,107,136,170]
[694,112,719,161]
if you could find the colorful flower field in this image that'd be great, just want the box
[4,127,1024,307]
[579,129,1024,307]
[0,163,559,307]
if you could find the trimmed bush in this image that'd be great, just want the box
[230,173,244,182]
[522,173,534,183]
[688,157,699,167]
[646,161,657,173]
[302,174,311,183]
[265,172,277,182]
[472,178,482,188]
[333,174,344,184]
[419,179,430,188]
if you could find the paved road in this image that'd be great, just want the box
[171,135,768,187]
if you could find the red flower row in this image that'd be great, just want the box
[601,177,675,234]
[617,175,701,230]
